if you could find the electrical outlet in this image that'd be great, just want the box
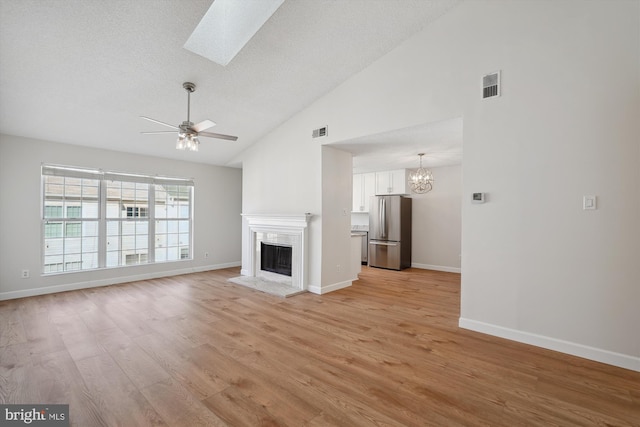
[204,252,209,258]
[336,264,341,272]
[583,195,597,210]
[21,269,30,279]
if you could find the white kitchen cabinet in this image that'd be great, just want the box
[375,169,409,195]
[352,172,375,212]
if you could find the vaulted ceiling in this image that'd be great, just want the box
[0,0,461,169]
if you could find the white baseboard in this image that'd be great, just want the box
[308,279,352,295]
[412,263,461,273]
[459,317,640,373]
[0,261,241,301]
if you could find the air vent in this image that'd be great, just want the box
[482,71,501,99]
[312,126,328,138]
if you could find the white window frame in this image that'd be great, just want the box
[41,164,194,275]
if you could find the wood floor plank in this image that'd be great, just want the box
[135,332,229,400]
[75,353,167,427]
[59,329,108,362]
[188,343,322,425]
[29,349,109,427]
[0,302,28,348]
[100,302,157,338]
[22,314,66,356]
[202,386,282,427]
[97,329,172,390]
[140,378,228,427]
[1,266,638,426]
[0,343,37,404]
[0,321,27,347]
[77,304,119,333]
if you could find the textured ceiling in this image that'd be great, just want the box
[0,0,461,169]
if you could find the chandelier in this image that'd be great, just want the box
[408,153,433,194]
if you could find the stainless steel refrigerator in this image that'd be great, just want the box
[368,195,412,270]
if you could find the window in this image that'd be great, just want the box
[44,222,63,238]
[67,206,82,218]
[42,164,193,274]
[155,185,191,263]
[42,171,100,273]
[106,179,149,268]
[65,222,82,237]
[44,206,62,218]
[125,253,148,265]
[126,206,148,217]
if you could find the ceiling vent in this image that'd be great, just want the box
[482,71,501,99]
[312,126,328,138]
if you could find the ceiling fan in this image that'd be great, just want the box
[140,82,238,151]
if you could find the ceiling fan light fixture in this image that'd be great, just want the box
[142,82,238,148]
[177,133,199,152]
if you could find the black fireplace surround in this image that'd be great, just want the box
[260,242,293,277]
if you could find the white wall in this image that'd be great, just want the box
[238,0,639,370]
[455,0,639,370]
[320,145,354,291]
[238,107,324,290]
[0,134,242,299]
[410,164,462,272]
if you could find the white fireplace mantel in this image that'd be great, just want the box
[242,213,312,229]
[241,213,312,291]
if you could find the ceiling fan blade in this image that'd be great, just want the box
[140,116,179,130]
[191,119,216,132]
[198,131,238,141]
[141,131,178,135]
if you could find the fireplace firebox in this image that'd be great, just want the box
[260,243,293,277]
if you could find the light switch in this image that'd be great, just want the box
[583,195,596,210]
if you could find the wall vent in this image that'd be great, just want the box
[482,71,501,99]
[312,126,328,138]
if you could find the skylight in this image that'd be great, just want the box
[184,0,284,66]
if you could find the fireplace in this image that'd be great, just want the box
[260,242,292,276]
[241,213,311,292]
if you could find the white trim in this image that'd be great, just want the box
[0,261,240,301]
[308,280,352,295]
[412,263,461,273]
[459,318,640,373]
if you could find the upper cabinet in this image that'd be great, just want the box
[353,169,409,211]
[375,169,409,195]
[352,172,376,212]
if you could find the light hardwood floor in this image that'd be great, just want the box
[1,267,638,426]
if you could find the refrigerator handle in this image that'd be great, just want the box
[380,197,386,238]
[370,241,397,246]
